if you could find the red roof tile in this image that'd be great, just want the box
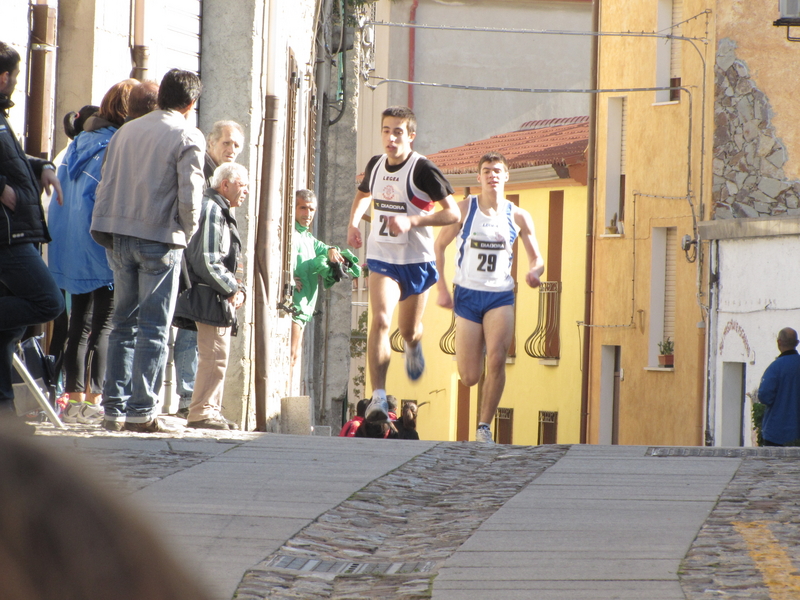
[427,116,589,175]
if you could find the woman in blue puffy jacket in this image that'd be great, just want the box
[48,80,136,424]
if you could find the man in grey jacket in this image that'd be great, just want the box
[92,69,205,433]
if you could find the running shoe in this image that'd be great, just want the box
[77,403,104,425]
[476,426,494,444]
[365,391,389,423]
[187,416,229,430]
[61,401,83,424]
[405,342,425,381]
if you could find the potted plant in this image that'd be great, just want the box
[658,337,674,368]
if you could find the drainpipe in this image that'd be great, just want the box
[26,1,57,159]
[254,0,281,431]
[579,0,600,445]
[130,0,149,81]
[407,0,419,109]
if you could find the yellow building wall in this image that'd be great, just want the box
[378,183,587,445]
[587,0,714,446]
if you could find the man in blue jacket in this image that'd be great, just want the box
[0,41,65,422]
[757,327,800,446]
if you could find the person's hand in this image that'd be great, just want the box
[294,276,303,292]
[0,184,17,211]
[388,215,411,236]
[526,269,542,288]
[41,168,63,206]
[228,290,245,309]
[328,247,345,263]
[348,225,362,249]
[436,285,453,309]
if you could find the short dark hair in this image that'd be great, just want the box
[478,152,509,172]
[0,41,20,77]
[157,69,202,112]
[356,399,370,418]
[63,105,99,139]
[381,106,416,135]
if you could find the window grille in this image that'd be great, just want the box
[494,408,513,445]
[524,281,562,359]
[538,411,558,445]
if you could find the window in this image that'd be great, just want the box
[605,97,627,233]
[525,191,563,360]
[656,0,682,103]
[538,411,558,445]
[494,407,513,445]
[649,227,677,366]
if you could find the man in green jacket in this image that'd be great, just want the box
[290,189,349,372]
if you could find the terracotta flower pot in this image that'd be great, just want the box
[658,354,674,368]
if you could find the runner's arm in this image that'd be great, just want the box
[389,194,461,235]
[434,199,467,309]
[514,206,544,288]
[348,189,372,249]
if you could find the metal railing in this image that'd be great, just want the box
[524,281,562,359]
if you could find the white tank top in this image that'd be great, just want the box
[453,195,518,292]
[366,152,436,265]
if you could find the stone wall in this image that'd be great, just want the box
[713,38,800,220]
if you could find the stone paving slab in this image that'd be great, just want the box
[433,580,686,600]
[431,445,740,600]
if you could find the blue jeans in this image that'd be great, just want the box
[174,327,198,408]
[103,235,181,423]
[0,243,65,409]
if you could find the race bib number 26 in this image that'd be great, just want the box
[374,199,408,244]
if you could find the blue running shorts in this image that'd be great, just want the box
[367,259,438,301]
[453,285,515,324]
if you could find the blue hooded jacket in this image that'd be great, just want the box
[48,119,116,294]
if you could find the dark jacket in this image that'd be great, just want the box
[0,95,51,245]
[758,349,800,445]
[174,187,241,328]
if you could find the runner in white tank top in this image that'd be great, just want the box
[435,152,544,443]
[453,195,519,293]
[347,107,460,423]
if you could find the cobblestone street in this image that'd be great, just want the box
[29,424,800,599]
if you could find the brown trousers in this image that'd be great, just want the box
[187,322,231,422]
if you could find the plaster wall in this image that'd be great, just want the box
[368,0,592,157]
[309,33,362,429]
[200,0,263,429]
[709,236,800,445]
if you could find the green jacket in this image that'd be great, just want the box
[292,221,360,324]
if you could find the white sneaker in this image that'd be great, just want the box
[476,426,494,443]
[365,391,389,423]
[78,402,104,425]
[61,402,82,424]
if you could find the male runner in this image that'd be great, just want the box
[348,106,459,422]
[434,152,544,443]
